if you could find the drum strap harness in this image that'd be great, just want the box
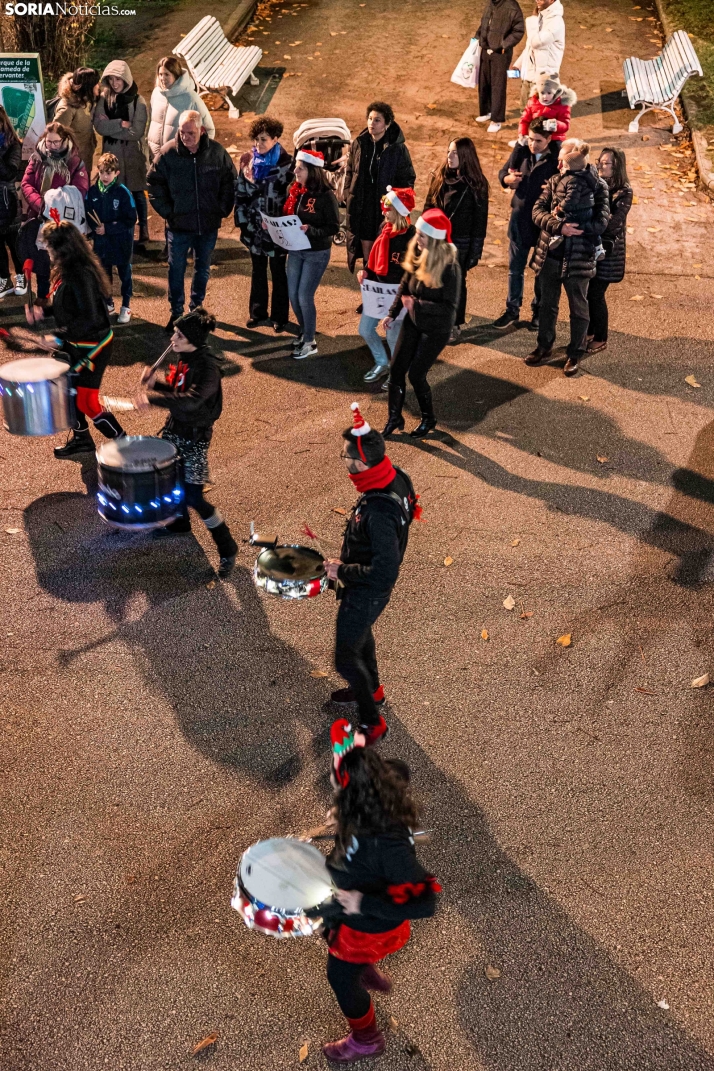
[68,329,114,373]
[357,467,422,525]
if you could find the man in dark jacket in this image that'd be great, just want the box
[325,403,418,744]
[527,138,610,376]
[474,0,525,132]
[147,111,237,332]
[493,119,560,329]
[344,101,415,274]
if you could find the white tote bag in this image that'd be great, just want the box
[451,39,481,89]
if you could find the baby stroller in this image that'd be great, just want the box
[292,118,351,245]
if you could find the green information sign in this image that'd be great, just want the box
[0,52,45,159]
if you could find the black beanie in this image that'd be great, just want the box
[342,402,386,466]
[174,307,215,349]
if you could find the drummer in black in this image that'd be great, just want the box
[325,403,419,744]
[134,307,238,578]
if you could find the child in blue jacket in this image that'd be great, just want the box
[87,152,137,324]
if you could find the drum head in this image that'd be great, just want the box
[97,435,177,472]
[0,357,67,383]
[256,545,325,581]
[240,838,332,912]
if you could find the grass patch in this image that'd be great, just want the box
[658,0,714,129]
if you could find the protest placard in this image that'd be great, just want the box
[260,213,311,252]
[360,278,400,319]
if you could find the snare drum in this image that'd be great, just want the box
[96,435,183,530]
[254,544,327,600]
[231,837,334,938]
[0,357,72,436]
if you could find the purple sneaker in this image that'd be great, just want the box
[361,963,393,993]
[322,1029,386,1063]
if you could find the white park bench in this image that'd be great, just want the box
[173,15,262,119]
[623,29,702,135]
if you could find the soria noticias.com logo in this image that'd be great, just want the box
[4,2,136,12]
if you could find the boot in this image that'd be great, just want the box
[410,384,437,438]
[138,224,150,244]
[54,429,94,458]
[322,1029,386,1063]
[92,410,125,439]
[382,383,405,436]
[205,514,238,578]
[361,963,393,993]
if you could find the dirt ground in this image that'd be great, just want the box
[1,1,714,1070]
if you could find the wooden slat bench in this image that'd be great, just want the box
[173,15,262,119]
[623,29,702,135]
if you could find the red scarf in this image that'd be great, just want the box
[283,181,308,216]
[349,455,396,492]
[367,221,395,278]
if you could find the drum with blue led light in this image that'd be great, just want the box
[96,436,183,530]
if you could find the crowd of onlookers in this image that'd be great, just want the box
[0,0,634,431]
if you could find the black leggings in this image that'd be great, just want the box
[390,315,451,396]
[587,277,610,343]
[0,223,20,278]
[327,955,371,1020]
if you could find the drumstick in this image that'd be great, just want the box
[140,342,173,387]
[300,521,326,559]
[87,209,103,228]
[100,395,136,412]
[23,258,33,311]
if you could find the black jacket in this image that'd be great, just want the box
[389,261,461,335]
[321,828,439,935]
[499,141,560,246]
[595,184,633,284]
[291,185,340,251]
[344,123,415,271]
[147,345,223,441]
[475,0,525,51]
[48,269,111,344]
[147,133,237,234]
[531,171,610,278]
[424,173,488,268]
[0,136,21,225]
[86,180,137,264]
[338,467,414,597]
[364,224,415,283]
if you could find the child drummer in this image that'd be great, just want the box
[134,307,238,578]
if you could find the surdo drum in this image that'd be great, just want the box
[253,544,327,600]
[231,838,334,938]
[96,436,183,530]
[0,357,72,436]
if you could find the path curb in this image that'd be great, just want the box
[223,0,258,42]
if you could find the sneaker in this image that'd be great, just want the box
[330,686,386,706]
[0,277,14,299]
[363,363,389,382]
[291,335,304,349]
[218,554,236,578]
[292,340,318,360]
[54,430,94,458]
[360,715,389,747]
[106,299,115,314]
[492,309,519,330]
[13,273,27,296]
[117,306,131,324]
[487,122,502,133]
[475,113,491,122]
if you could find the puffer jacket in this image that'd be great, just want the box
[21,139,89,218]
[518,86,577,140]
[474,0,525,52]
[147,72,215,161]
[234,145,294,255]
[513,0,565,82]
[93,60,148,191]
[147,132,237,234]
[531,169,610,278]
[595,183,633,284]
[53,73,97,171]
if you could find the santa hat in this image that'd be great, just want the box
[296,148,325,167]
[342,402,386,466]
[331,718,366,787]
[416,207,452,243]
[383,185,415,218]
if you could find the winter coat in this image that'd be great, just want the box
[289,184,340,251]
[21,139,89,218]
[337,467,415,597]
[93,61,148,191]
[595,183,633,284]
[147,72,215,162]
[518,86,576,140]
[48,268,111,344]
[389,261,461,336]
[86,179,137,264]
[498,140,560,246]
[0,135,21,226]
[147,345,223,440]
[424,173,488,268]
[364,224,415,284]
[234,145,294,255]
[344,122,415,272]
[513,0,565,82]
[531,169,610,278]
[53,73,97,172]
[474,0,525,52]
[147,132,237,234]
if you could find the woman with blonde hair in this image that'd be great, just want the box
[382,208,460,437]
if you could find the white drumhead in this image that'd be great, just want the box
[0,357,67,383]
[97,435,177,471]
[240,838,333,912]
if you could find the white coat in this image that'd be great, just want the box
[147,71,216,162]
[513,0,565,82]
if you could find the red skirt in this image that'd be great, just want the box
[328,920,410,964]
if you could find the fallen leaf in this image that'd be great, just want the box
[605,26,613,31]
[652,294,663,299]
[283,54,291,58]
[646,227,661,233]
[443,556,454,566]
[578,395,590,401]
[510,538,521,547]
[503,595,516,611]
[310,670,329,678]
[495,430,514,440]
[556,633,572,647]
[481,628,489,641]
[192,1033,219,1056]
[388,1016,399,1030]
[691,673,710,688]
[330,31,338,35]
[596,455,609,464]
[632,196,639,204]
[5,527,20,534]
[685,375,701,388]
[73,894,86,902]
[331,506,347,515]
[426,103,437,109]
[520,611,534,619]
[299,1042,309,1062]
[206,580,216,590]
[627,227,634,233]
[630,294,644,301]
[634,687,655,695]
[657,999,670,1010]
[484,964,501,981]
[642,134,651,141]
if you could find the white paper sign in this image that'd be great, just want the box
[360,279,400,319]
[261,212,311,251]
